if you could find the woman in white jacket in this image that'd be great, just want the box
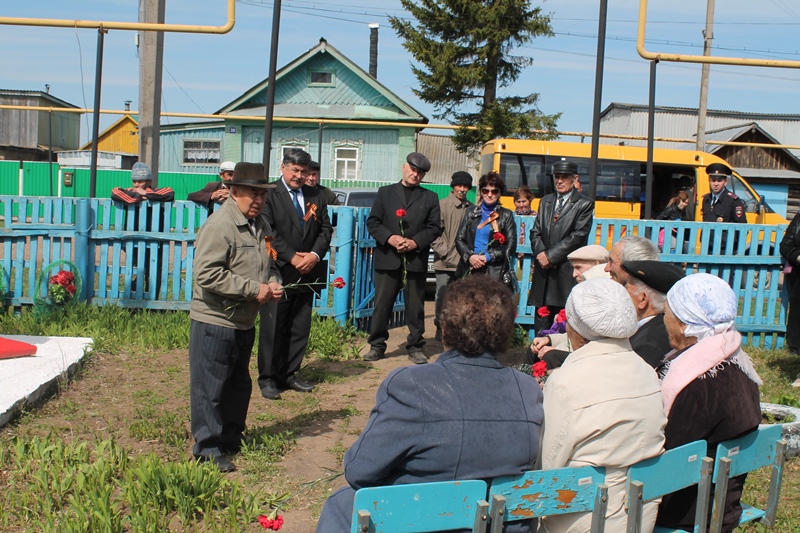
[540,278,667,533]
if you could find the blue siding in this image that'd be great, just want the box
[752,183,789,218]
[159,126,225,173]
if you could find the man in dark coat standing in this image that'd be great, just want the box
[257,149,333,400]
[363,152,442,364]
[620,260,686,368]
[529,160,594,332]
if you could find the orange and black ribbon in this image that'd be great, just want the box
[264,235,277,261]
[476,210,499,230]
[304,203,320,223]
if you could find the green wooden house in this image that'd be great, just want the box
[157,38,428,186]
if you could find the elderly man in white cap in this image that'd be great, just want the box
[656,273,761,533]
[188,161,237,208]
[540,278,666,533]
[567,244,610,282]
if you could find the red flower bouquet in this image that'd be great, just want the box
[48,270,77,305]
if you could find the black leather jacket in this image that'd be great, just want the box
[454,204,517,279]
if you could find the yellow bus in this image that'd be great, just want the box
[479,139,787,225]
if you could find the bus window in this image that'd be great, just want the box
[545,157,640,202]
[728,175,758,213]
[499,154,549,196]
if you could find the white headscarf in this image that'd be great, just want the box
[566,278,638,341]
[666,273,736,341]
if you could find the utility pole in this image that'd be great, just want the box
[696,0,715,151]
[138,0,166,186]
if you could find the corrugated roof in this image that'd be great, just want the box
[735,168,800,180]
[0,89,80,109]
[602,102,800,121]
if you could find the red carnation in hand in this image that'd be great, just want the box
[396,209,407,218]
[332,276,346,289]
[493,232,506,244]
[536,306,550,318]
[555,309,567,323]
[533,360,548,378]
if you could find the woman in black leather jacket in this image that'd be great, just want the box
[454,172,517,283]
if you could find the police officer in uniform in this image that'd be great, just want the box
[701,163,746,252]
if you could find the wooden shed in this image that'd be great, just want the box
[0,89,81,161]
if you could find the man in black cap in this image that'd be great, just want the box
[430,171,473,340]
[529,159,594,332]
[702,163,746,252]
[621,260,686,368]
[364,152,442,364]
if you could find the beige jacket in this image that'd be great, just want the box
[190,199,281,330]
[541,338,666,533]
[431,192,471,271]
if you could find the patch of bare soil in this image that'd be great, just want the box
[0,301,532,533]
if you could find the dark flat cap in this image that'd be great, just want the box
[707,163,732,178]
[621,260,686,295]
[229,162,277,189]
[553,160,578,175]
[450,171,473,188]
[406,152,431,172]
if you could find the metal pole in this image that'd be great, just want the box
[588,0,608,201]
[262,0,282,177]
[645,60,658,219]
[696,0,715,151]
[89,28,106,199]
[317,122,323,177]
[48,110,53,196]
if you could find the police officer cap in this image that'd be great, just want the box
[707,163,732,179]
[406,152,431,173]
[553,160,578,175]
[450,171,473,188]
[621,260,686,295]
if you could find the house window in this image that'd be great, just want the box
[309,70,335,87]
[279,140,311,164]
[183,139,221,165]
[332,142,361,181]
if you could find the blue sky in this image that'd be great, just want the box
[3,0,800,144]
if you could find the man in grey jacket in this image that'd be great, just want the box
[430,171,473,341]
[189,162,283,472]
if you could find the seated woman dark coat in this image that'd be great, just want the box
[315,277,544,533]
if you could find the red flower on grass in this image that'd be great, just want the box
[258,514,284,530]
[536,306,550,318]
[492,232,506,245]
[533,360,548,378]
[396,209,407,218]
[332,277,346,289]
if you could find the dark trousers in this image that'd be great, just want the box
[257,291,314,388]
[434,270,457,329]
[189,320,254,458]
[368,269,426,354]
[787,274,800,352]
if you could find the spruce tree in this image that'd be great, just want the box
[390,0,560,153]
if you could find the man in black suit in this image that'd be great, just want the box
[529,160,594,332]
[621,260,685,368]
[363,152,442,364]
[258,149,333,400]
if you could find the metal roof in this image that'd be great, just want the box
[0,89,80,109]
[735,168,800,180]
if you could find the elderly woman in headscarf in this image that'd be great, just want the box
[316,276,543,533]
[540,278,666,533]
[656,273,762,533]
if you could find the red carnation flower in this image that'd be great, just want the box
[555,309,567,323]
[65,283,77,295]
[493,232,506,244]
[258,514,284,530]
[536,306,550,318]
[332,277,346,289]
[533,360,548,378]
[396,209,407,218]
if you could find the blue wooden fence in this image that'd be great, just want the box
[0,196,788,348]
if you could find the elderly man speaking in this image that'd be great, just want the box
[189,162,283,472]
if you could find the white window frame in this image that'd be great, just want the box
[331,141,362,182]
[278,139,311,166]
[182,139,222,166]
[308,69,336,87]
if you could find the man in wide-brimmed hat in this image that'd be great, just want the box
[189,162,283,472]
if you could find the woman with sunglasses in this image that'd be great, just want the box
[454,172,517,288]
